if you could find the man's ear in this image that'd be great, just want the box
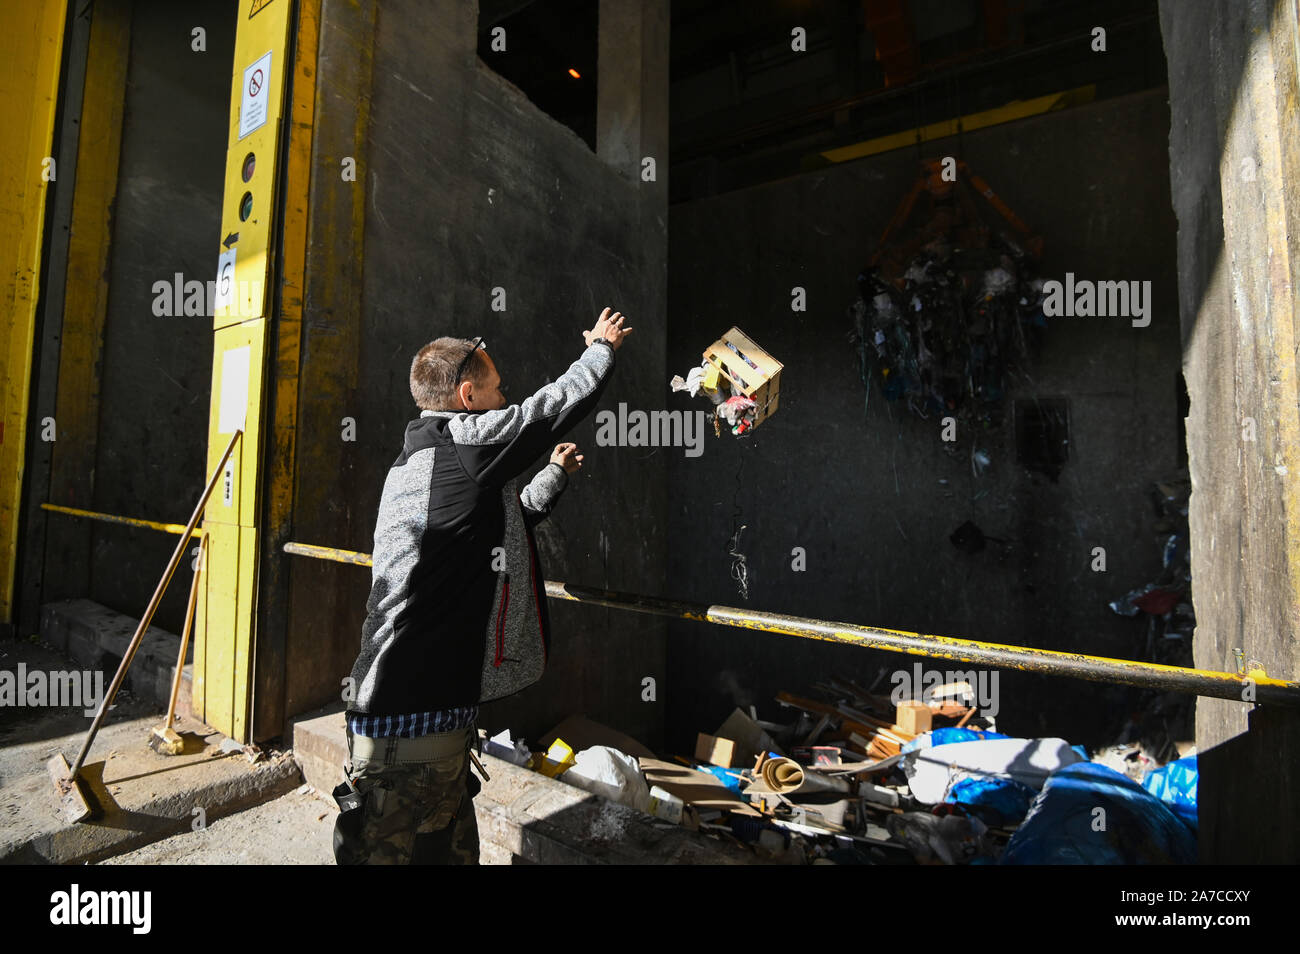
[457,379,472,410]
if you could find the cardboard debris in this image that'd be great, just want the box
[694,733,737,768]
[639,757,761,817]
[896,701,933,735]
[713,707,783,766]
[539,714,656,760]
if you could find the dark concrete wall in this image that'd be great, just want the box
[665,89,1184,753]
[43,1,233,635]
[286,0,669,747]
[1160,0,1300,863]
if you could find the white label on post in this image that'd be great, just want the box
[223,459,235,507]
[215,248,237,312]
[219,345,251,434]
[239,50,272,140]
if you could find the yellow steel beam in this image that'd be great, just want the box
[0,0,69,622]
[281,541,1300,707]
[818,85,1096,164]
[41,503,206,540]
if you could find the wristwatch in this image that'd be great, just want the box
[589,336,612,348]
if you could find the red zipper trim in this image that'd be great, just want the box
[528,539,546,664]
[494,581,510,668]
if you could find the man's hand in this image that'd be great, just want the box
[584,307,633,351]
[550,442,583,475]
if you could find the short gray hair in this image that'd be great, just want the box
[410,337,486,410]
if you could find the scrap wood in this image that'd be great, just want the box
[852,732,900,761]
[836,704,915,743]
[776,692,914,745]
[827,677,897,716]
[817,753,904,776]
[800,713,833,746]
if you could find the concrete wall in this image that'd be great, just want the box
[284,0,669,747]
[665,89,1184,753]
[42,1,233,635]
[1160,0,1300,863]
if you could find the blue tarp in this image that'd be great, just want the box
[1000,762,1197,864]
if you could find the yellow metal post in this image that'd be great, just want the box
[0,1,69,624]
[254,0,321,738]
[196,0,294,741]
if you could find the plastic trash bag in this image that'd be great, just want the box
[901,727,1008,754]
[945,775,1038,827]
[1141,756,1197,830]
[1000,762,1197,864]
[561,746,651,813]
[904,737,1082,804]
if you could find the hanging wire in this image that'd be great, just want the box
[726,446,749,601]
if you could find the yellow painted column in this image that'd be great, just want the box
[196,0,294,741]
[0,1,68,623]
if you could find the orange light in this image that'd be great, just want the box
[568,67,581,79]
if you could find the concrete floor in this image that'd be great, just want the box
[99,786,337,864]
[1,639,301,864]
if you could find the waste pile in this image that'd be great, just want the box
[846,159,1048,427]
[487,676,1198,865]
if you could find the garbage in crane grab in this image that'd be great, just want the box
[670,326,784,437]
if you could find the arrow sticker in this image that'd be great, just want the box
[223,232,239,249]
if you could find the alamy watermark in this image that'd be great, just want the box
[50,885,151,934]
[594,403,708,458]
[0,665,105,717]
[151,272,264,318]
[1041,272,1151,327]
[890,663,1000,718]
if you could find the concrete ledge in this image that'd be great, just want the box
[0,712,301,865]
[291,705,756,865]
[40,599,192,718]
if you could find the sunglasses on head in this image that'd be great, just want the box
[455,336,485,385]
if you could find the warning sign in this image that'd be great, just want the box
[239,51,272,140]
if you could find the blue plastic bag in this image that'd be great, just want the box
[902,727,1009,754]
[1000,762,1196,864]
[1142,756,1197,830]
[693,764,745,793]
[946,775,1038,826]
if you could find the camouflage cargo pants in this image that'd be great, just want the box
[332,724,481,865]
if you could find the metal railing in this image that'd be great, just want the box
[281,541,1300,708]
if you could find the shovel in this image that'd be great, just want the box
[48,430,241,823]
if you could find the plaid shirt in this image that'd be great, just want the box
[347,706,478,738]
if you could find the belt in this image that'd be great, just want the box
[349,725,475,764]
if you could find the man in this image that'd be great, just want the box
[333,307,633,864]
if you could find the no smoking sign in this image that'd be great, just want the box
[239,51,272,139]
